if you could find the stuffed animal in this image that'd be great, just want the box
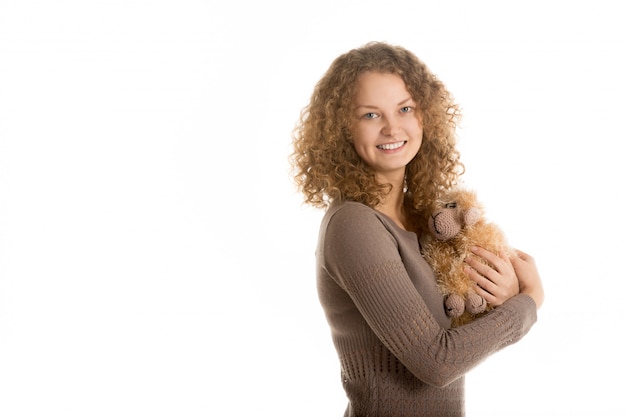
[420,187,511,327]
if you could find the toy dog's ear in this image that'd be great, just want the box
[464,207,481,226]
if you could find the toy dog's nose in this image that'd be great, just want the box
[430,210,461,241]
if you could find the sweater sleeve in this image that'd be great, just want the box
[321,203,537,387]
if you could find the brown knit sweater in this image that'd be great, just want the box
[316,200,537,417]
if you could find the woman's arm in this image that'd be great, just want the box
[322,204,537,386]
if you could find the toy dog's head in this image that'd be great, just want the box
[428,189,483,241]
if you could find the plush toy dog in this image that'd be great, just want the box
[420,188,511,327]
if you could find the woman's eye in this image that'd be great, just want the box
[363,112,377,119]
[400,106,412,113]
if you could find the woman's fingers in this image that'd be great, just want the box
[470,246,511,274]
[510,248,545,309]
[464,264,495,295]
[464,246,519,306]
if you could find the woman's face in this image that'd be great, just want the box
[350,71,423,183]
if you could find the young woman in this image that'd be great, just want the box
[290,42,544,417]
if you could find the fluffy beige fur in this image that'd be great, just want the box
[420,188,511,327]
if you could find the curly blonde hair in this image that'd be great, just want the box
[290,42,464,231]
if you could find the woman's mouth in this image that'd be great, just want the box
[377,141,406,150]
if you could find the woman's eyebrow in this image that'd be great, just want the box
[354,97,414,110]
[397,97,415,105]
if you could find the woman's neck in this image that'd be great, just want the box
[376,184,410,231]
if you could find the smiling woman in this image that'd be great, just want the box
[290,41,543,417]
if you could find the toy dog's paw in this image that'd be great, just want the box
[444,294,465,318]
[465,292,487,315]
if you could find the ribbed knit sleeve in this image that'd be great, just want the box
[317,201,537,392]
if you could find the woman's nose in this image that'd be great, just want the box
[381,115,401,136]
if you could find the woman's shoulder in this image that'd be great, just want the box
[320,200,407,248]
[326,199,373,217]
[322,200,381,230]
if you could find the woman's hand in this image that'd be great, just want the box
[510,249,544,310]
[464,246,519,307]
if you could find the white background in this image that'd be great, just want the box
[1,1,625,416]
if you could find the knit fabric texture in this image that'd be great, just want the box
[316,201,537,417]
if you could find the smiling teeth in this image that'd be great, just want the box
[377,141,405,150]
